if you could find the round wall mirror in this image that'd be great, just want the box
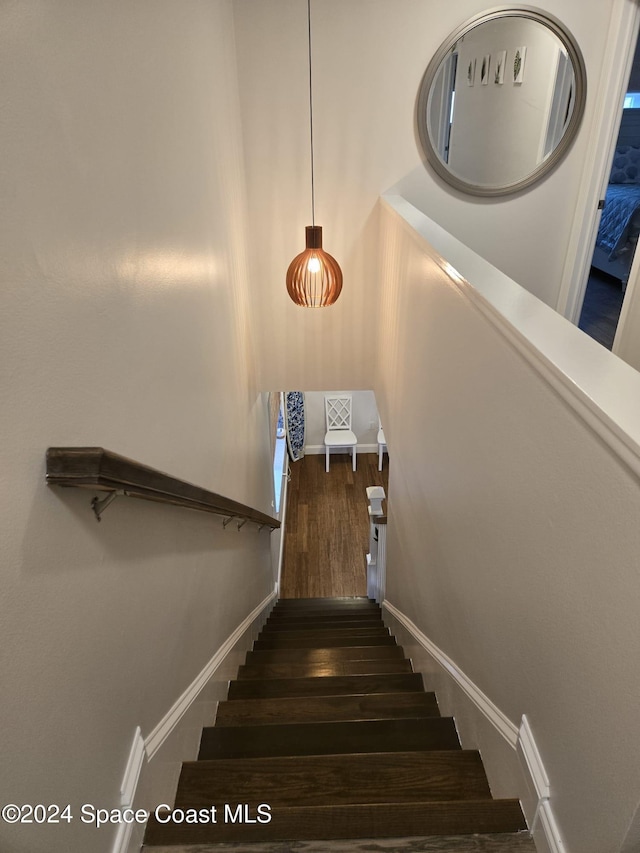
[416,6,586,196]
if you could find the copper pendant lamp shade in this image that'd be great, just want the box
[286,0,343,307]
[286,226,343,307]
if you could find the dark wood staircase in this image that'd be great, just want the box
[143,597,529,848]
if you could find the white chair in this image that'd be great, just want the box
[324,396,358,473]
[377,418,387,471]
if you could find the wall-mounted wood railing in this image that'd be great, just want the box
[46,447,280,529]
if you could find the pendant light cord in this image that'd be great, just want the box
[307,0,315,227]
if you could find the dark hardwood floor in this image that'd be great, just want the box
[280,452,389,599]
[578,267,625,350]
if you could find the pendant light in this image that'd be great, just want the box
[286,0,343,307]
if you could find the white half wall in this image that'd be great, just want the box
[376,195,640,853]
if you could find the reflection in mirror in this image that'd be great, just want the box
[416,9,586,196]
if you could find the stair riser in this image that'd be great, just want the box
[276,598,374,607]
[253,635,397,650]
[268,608,382,622]
[237,660,412,680]
[258,627,390,639]
[267,612,383,623]
[261,621,385,633]
[199,717,461,759]
[144,800,527,845]
[227,673,424,700]
[245,646,406,664]
[214,692,441,726]
[273,600,379,607]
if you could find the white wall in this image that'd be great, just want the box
[615,260,640,370]
[303,390,380,450]
[234,0,618,394]
[377,196,640,853]
[1,2,632,849]
[0,3,275,852]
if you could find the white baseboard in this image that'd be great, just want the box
[537,799,567,853]
[112,814,136,853]
[111,727,146,853]
[144,590,276,759]
[111,590,276,853]
[382,599,566,853]
[304,443,378,455]
[383,601,518,747]
[121,726,145,805]
[519,714,550,802]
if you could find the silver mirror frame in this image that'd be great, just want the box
[415,5,587,197]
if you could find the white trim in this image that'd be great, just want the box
[383,600,567,853]
[382,600,518,747]
[518,714,550,801]
[517,716,568,853]
[304,443,378,455]
[276,459,290,595]
[120,726,145,805]
[111,817,134,853]
[556,0,640,324]
[538,800,567,853]
[110,727,146,853]
[144,590,276,759]
[381,194,640,482]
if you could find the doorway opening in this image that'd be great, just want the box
[277,389,389,599]
[578,37,640,350]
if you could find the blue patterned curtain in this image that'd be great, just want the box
[284,391,305,462]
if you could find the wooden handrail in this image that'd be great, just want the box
[46,447,280,529]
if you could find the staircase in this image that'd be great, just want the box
[144,597,531,850]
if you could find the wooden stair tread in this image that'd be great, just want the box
[199,717,461,759]
[261,619,384,631]
[214,691,442,726]
[267,611,383,624]
[144,799,526,845]
[237,659,412,680]
[143,832,536,852]
[227,672,424,700]
[271,600,380,609]
[269,607,381,617]
[258,622,390,640]
[245,645,406,664]
[175,751,492,808]
[275,597,375,606]
[256,627,391,639]
[253,634,397,649]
